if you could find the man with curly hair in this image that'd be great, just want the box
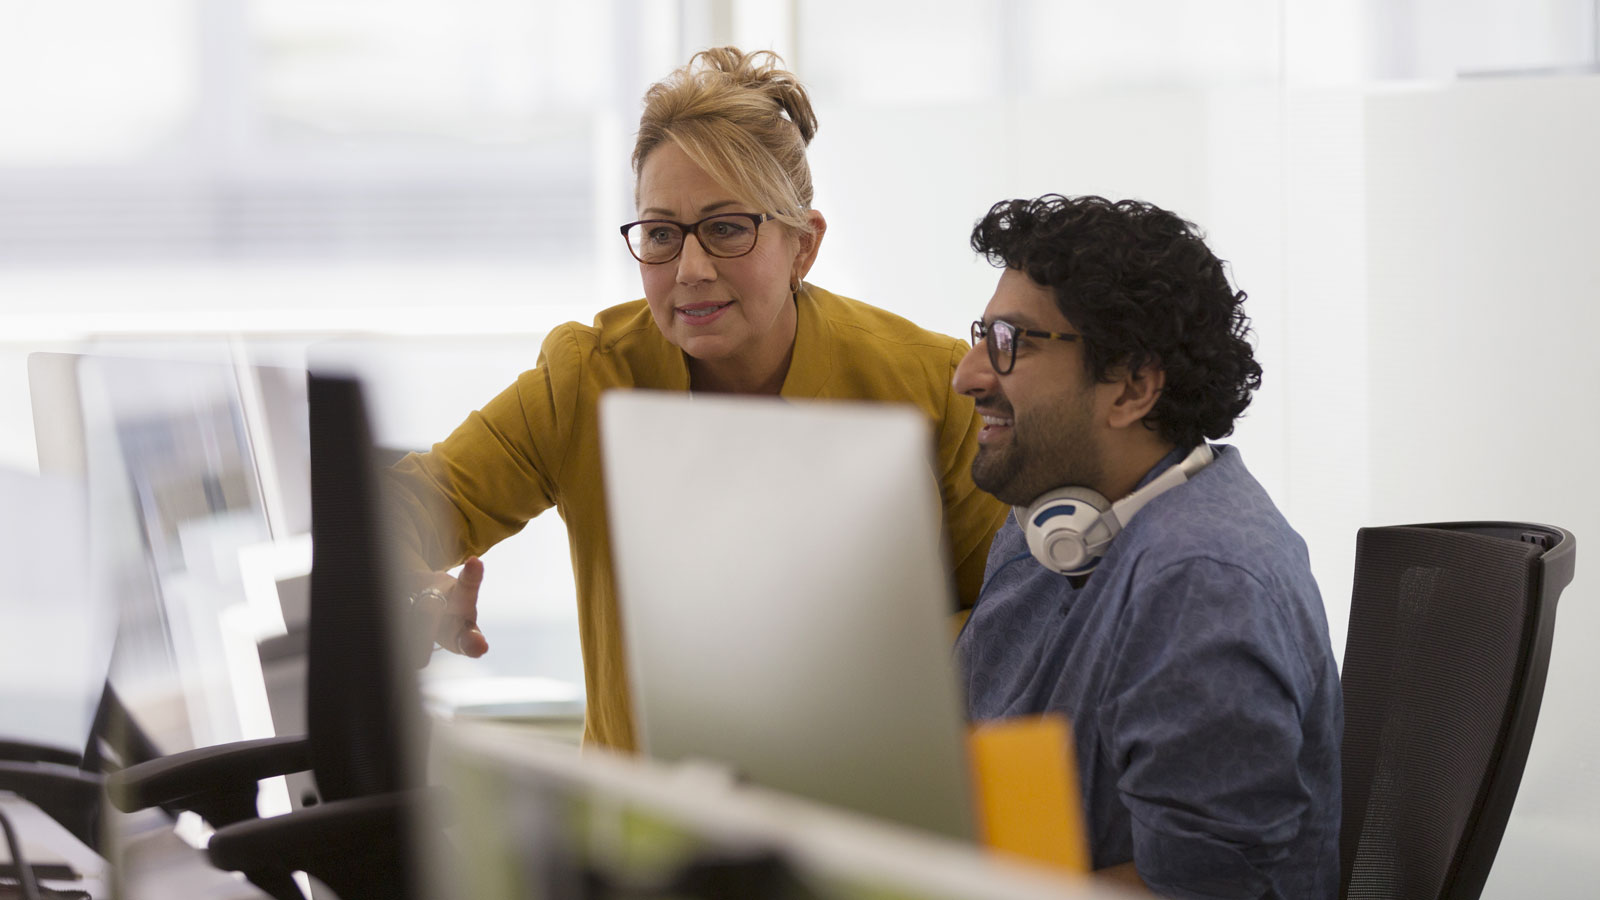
[953,195,1341,899]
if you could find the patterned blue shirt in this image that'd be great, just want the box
[956,445,1342,899]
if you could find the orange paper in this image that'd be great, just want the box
[968,714,1090,874]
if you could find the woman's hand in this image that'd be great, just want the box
[408,556,489,664]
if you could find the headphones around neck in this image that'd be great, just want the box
[1015,444,1215,577]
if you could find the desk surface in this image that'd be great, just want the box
[0,792,105,899]
[110,808,275,900]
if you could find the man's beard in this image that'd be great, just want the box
[972,397,1103,507]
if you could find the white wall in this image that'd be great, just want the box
[1363,74,1600,897]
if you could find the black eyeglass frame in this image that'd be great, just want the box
[971,318,1080,375]
[619,212,776,264]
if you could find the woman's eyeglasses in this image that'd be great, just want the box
[971,319,1080,375]
[619,212,775,264]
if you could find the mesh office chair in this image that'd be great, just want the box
[1340,521,1575,900]
[104,374,432,900]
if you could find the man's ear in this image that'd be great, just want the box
[1106,364,1165,430]
[792,210,827,284]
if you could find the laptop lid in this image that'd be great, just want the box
[601,390,975,840]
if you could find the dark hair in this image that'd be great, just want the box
[971,194,1262,448]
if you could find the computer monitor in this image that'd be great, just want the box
[302,370,426,800]
[0,466,102,756]
[192,373,430,899]
[69,352,293,755]
[31,350,317,824]
[600,391,975,840]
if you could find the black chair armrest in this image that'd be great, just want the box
[207,788,441,900]
[0,741,83,769]
[105,735,312,828]
[0,761,105,852]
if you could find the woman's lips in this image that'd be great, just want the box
[676,301,733,325]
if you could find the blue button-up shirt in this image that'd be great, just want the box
[957,445,1342,899]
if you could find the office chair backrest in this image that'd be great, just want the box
[304,373,424,803]
[1340,521,1575,900]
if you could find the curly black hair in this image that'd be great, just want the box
[971,194,1262,448]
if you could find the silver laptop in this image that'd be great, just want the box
[601,390,975,840]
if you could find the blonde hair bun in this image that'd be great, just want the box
[633,46,819,234]
[691,46,818,145]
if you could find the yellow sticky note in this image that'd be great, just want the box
[968,714,1090,874]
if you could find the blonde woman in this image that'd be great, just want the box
[388,47,1006,751]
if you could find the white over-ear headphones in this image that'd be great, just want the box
[1015,444,1215,577]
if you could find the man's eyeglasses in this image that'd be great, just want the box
[619,212,776,264]
[971,319,1080,375]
